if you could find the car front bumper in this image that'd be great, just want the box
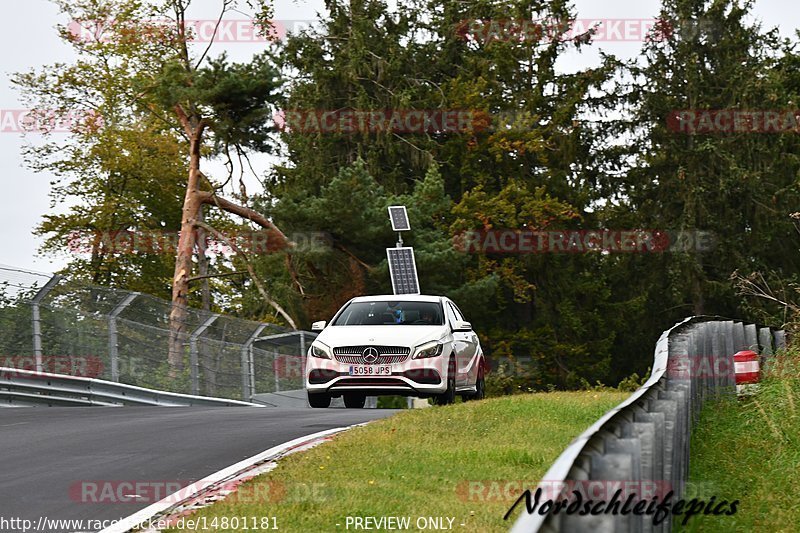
[305,351,450,397]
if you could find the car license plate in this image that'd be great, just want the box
[348,365,392,376]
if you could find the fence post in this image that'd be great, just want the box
[30,274,62,372]
[190,314,219,395]
[242,324,267,402]
[254,331,309,393]
[107,292,139,382]
[275,348,281,392]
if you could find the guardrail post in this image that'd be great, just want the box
[732,321,746,352]
[721,321,736,389]
[743,323,758,351]
[30,274,62,372]
[107,292,138,382]
[242,324,267,402]
[758,327,773,370]
[758,327,773,356]
[190,314,219,395]
[773,330,786,350]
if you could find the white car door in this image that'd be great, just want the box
[446,301,476,387]
[447,302,478,385]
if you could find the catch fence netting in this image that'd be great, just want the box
[0,265,315,402]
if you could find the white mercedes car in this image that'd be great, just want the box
[305,294,485,408]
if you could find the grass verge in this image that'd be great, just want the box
[166,391,628,533]
[681,347,800,532]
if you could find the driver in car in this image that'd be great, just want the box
[419,309,435,324]
[388,303,405,324]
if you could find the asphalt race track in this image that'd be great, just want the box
[0,406,397,531]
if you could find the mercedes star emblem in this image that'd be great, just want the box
[362,346,380,364]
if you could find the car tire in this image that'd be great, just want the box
[433,357,456,406]
[474,365,486,400]
[307,392,331,408]
[463,364,485,402]
[343,393,366,408]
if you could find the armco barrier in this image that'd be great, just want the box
[0,367,259,407]
[510,316,786,533]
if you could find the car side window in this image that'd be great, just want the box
[444,302,458,328]
[446,302,464,327]
[450,303,466,322]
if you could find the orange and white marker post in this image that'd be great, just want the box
[734,350,760,384]
[734,350,760,395]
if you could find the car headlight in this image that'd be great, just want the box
[414,341,444,359]
[310,341,332,359]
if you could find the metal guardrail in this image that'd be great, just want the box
[0,265,316,402]
[0,367,261,407]
[510,316,786,533]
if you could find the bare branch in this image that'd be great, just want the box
[334,242,373,271]
[194,0,234,69]
[199,190,291,249]
[731,269,800,330]
[195,220,298,329]
[285,254,305,296]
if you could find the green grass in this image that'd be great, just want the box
[680,348,800,532]
[166,391,628,533]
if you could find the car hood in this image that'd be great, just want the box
[315,325,448,349]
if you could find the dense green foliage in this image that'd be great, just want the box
[16,0,800,390]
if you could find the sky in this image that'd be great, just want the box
[0,0,796,276]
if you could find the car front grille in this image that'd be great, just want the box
[333,345,411,364]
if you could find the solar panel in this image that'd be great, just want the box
[388,206,410,231]
[386,247,420,294]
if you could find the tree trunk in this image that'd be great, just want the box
[167,106,292,374]
[168,112,205,371]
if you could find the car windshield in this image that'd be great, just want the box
[332,301,444,326]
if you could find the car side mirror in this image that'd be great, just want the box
[454,320,472,332]
[311,320,326,331]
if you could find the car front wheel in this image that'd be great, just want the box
[307,392,331,408]
[463,365,485,402]
[432,357,456,406]
[474,365,486,400]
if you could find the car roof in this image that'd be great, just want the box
[350,294,444,303]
